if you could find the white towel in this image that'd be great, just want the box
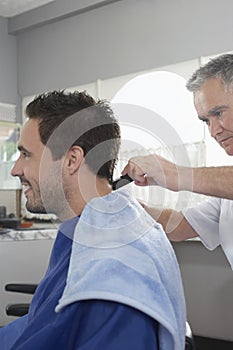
[56,189,186,350]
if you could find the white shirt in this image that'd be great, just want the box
[183,197,233,269]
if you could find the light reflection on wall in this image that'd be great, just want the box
[112,70,205,149]
[111,71,207,210]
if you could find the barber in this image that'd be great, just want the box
[122,53,233,269]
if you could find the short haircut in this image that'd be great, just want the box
[26,90,121,183]
[186,53,233,92]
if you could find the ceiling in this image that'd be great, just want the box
[0,0,55,17]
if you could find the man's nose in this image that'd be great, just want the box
[11,158,23,177]
[209,118,223,138]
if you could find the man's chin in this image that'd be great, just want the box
[26,203,47,214]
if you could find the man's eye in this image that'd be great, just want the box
[21,151,29,158]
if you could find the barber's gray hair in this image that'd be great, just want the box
[186,54,233,92]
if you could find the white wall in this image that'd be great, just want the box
[16,0,233,98]
[0,17,17,105]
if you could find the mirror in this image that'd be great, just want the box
[0,122,21,189]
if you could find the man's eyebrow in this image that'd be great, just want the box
[18,145,32,155]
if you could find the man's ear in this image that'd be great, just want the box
[65,146,84,175]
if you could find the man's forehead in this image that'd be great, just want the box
[19,119,44,151]
[21,118,41,139]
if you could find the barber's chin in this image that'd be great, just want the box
[223,146,233,156]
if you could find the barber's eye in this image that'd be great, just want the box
[215,111,223,117]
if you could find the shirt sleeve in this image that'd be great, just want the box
[182,197,221,250]
[10,300,159,350]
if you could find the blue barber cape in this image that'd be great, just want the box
[0,189,186,349]
[0,218,159,350]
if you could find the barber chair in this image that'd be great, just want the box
[185,322,195,350]
[5,283,37,317]
[5,283,195,349]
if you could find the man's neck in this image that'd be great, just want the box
[58,178,113,221]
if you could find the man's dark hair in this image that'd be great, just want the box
[186,53,233,92]
[26,90,121,183]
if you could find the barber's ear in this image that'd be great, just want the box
[65,146,84,175]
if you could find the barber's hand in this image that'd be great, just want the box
[121,154,180,191]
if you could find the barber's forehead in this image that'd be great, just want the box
[195,77,225,92]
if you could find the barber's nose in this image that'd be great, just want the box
[209,118,223,138]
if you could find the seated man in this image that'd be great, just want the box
[0,90,186,350]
